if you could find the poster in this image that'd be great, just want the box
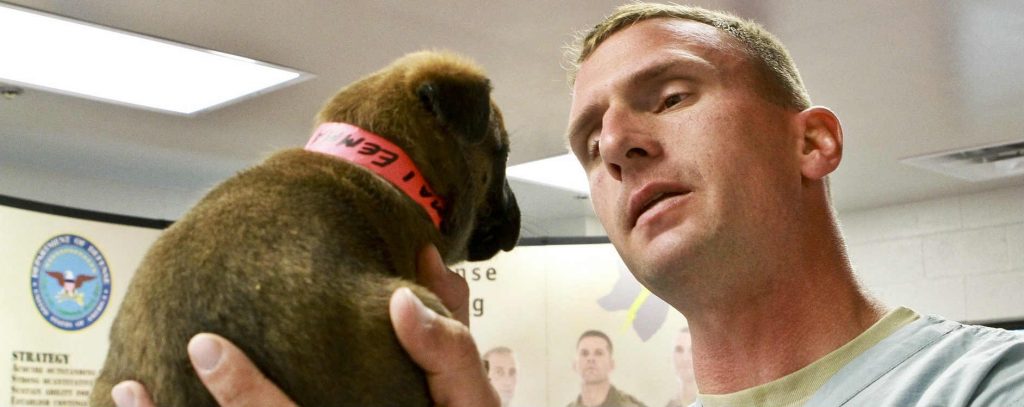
[461,245,694,407]
[1,200,694,406]
[0,203,161,406]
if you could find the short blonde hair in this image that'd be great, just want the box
[565,2,811,110]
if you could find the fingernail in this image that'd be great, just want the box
[111,382,136,407]
[399,287,437,324]
[188,334,223,372]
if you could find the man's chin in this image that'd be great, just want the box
[631,225,708,276]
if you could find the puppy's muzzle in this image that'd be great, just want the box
[467,179,520,261]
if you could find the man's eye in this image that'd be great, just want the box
[664,93,686,109]
[587,139,600,159]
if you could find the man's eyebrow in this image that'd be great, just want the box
[565,54,714,144]
[628,54,714,88]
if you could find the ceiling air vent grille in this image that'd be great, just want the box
[901,139,1024,182]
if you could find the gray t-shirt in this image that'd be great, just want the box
[808,313,1024,406]
[695,308,1024,406]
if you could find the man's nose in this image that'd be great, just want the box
[599,105,660,181]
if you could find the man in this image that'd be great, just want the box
[561,4,1023,405]
[568,330,646,407]
[666,328,696,407]
[482,346,518,407]
[113,3,1024,407]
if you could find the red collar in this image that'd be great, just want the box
[304,122,445,229]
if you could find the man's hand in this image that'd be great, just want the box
[392,245,500,406]
[111,333,298,407]
[111,245,498,407]
[391,287,499,407]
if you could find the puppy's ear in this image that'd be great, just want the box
[417,79,491,144]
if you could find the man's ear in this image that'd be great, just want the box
[796,106,843,180]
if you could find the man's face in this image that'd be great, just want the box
[485,352,517,405]
[568,18,802,302]
[672,330,695,382]
[573,336,614,384]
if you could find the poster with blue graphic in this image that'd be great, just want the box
[30,234,112,331]
[1,204,161,407]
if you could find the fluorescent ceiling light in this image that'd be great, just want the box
[0,4,310,115]
[508,153,590,195]
[901,139,1024,181]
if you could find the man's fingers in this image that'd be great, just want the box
[390,287,499,407]
[107,335,296,407]
[416,245,470,325]
[111,381,155,407]
[187,333,298,407]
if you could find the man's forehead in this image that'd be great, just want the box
[576,19,744,87]
[488,352,515,363]
[578,336,610,349]
[571,18,743,100]
[661,18,738,49]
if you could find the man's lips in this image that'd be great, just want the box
[627,182,692,228]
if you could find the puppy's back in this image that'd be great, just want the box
[91,150,447,406]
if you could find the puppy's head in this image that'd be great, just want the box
[315,51,519,262]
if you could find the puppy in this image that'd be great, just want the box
[90,51,520,406]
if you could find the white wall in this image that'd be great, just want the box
[447,182,1024,325]
[564,185,1024,324]
[840,185,1024,323]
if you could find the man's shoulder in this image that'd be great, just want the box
[917,318,1024,402]
[608,385,650,407]
[840,314,1024,405]
[912,315,1024,366]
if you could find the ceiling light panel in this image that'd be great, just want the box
[508,153,590,195]
[0,4,310,115]
[901,139,1024,182]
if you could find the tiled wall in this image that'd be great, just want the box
[840,185,1024,323]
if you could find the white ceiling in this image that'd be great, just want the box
[1,0,1022,237]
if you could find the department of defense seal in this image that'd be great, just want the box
[30,234,112,331]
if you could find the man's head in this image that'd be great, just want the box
[566,4,844,306]
[482,346,518,407]
[573,330,615,385]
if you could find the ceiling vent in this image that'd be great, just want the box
[901,139,1024,182]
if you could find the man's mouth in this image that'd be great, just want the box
[628,183,692,228]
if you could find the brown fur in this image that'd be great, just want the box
[90,51,520,406]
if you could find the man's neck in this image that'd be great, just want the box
[686,246,886,394]
[580,381,611,406]
[691,281,883,394]
[685,208,886,395]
